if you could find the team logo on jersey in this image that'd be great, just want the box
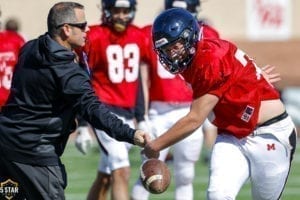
[0,178,19,200]
[241,105,254,122]
[267,143,276,151]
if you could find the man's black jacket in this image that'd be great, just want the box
[0,33,135,165]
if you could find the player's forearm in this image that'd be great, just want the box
[155,96,217,150]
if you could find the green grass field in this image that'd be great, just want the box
[62,137,300,200]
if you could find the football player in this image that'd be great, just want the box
[144,8,297,199]
[0,8,25,110]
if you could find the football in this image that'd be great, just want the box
[140,158,171,194]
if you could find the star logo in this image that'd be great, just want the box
[0,178,19,200]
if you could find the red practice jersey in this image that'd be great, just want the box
[83,24,149,108]
[0,31,25,107]
[142,22,220,103]
[200,22,220,39]
[182,38,279,138]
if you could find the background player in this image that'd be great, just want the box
[0,6,25,110]
[76,0,150,199]
[144,8,297,199]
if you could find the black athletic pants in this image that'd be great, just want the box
[0,156,67,200]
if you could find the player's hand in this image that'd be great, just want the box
[75,126,93,155]
[142,141,160,159]
[261,65,281,84]
[133,130,152,147]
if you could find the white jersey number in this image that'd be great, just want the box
[234,49,262,80]
[0,52,15,90]
[106,44,140,83]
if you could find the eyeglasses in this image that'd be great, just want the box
[56,22,87,31]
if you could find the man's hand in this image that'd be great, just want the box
[75,126,93,155]
[133,130,152,147]
[261,65,281,84]
[142,141,160,159]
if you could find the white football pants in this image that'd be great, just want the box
[95,114,134,173]
[207,115,296,200]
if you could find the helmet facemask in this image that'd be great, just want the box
[155,29,198,74]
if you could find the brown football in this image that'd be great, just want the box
[140,158,171,194]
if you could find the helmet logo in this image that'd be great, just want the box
[155,38,169,48]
